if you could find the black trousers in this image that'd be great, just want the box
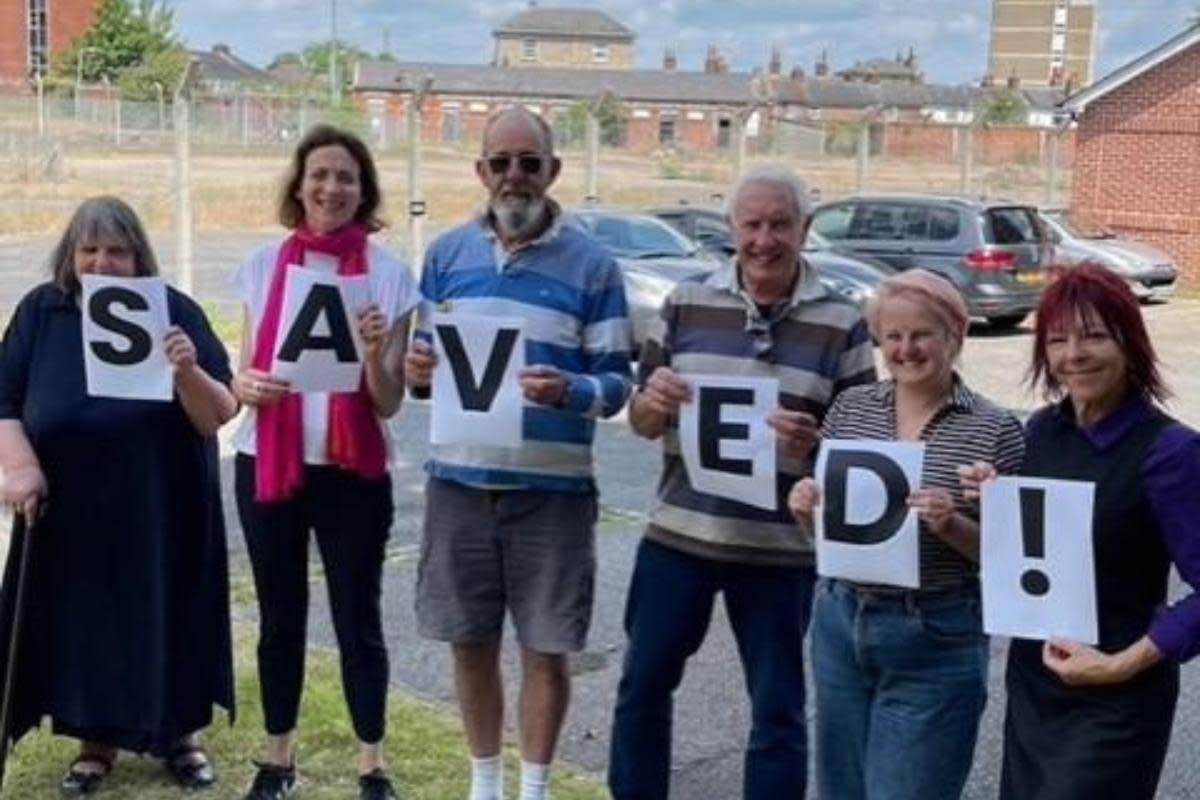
[235,454,393,743]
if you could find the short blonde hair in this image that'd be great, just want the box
[866,269,969,347]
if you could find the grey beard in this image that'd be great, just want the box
[491,197,547,241]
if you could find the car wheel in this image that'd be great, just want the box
[986,313,1027,330]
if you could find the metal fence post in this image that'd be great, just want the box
[407,76,433,271]
[173,87,194,294]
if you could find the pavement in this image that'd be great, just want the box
[3,231,1200,798]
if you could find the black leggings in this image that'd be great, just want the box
[235,454,393,743]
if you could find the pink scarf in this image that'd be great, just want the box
[252,223,388,502]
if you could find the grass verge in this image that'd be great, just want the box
[0,628,608,800]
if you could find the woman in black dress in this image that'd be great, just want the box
[0,196,238,794]
[964,265,1200,799]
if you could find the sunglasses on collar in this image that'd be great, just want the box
[483,154,547,175]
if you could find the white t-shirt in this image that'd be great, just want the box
[231,239,421,464]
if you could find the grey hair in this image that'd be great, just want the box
[725,165,813,222]
[480,105,556,155]
[48,196,159,294]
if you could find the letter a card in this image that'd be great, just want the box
[814,440,924,588]
[81,274,171,401]
[271,265,369,393]
[430,311,525,448]
[980,477,1098,644]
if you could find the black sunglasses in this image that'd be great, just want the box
[484,154,545,175]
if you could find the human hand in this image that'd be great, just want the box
[958,461,998,502]
[1042,640,1133,686]
[519,366,569,407]
[1,463,47,521]
[768,410,819,461]
[908,488,958,534]
[357,304,389,362]
[404,340,438,388]
[164,326,198,373]
[787,478,821,522]
[636,367,691,419]
[234,368,290,407]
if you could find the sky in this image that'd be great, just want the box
[173,0,1194,86]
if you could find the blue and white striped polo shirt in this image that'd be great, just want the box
[416,210,633,493]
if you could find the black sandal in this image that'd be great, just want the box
[60,751,115,797]
[164,744,216,791]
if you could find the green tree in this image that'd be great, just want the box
[981,90,1029,126]
[300,40,371,82]
[49,0,185,100]
[556,96,627,147]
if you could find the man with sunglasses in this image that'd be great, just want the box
[404,106,632,800]
[608,165,876,800]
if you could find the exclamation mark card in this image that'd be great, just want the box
[980,476,1098,644]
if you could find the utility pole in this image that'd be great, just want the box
[329,0,340,107]
[584,91,611,203]
[173,59,197,294]
[407,75,434,269]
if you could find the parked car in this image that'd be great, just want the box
[647,204,893,310]
[808,195,1052,329]
[565,209,719,353]
[1040,208,1178,302]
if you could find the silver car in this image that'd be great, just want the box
[566,209,719,353]
[1040,209,1178,302]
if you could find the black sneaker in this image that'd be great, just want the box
[358,769,398,800]
[242,761,296,800]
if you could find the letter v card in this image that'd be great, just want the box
[430,311,525,448]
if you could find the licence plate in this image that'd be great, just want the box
[1016,271,1044,286]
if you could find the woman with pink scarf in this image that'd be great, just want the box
[230,125,419,800]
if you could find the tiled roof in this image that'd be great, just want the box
[494,8,634,40]
[188,45,273,85]
[355,60,754,104]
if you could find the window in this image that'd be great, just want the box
[521,39,538,62]
[658,114,677,145]
[592,43,610,63]
[985,208,1039,245]
[27,0,48,78]
[810,204,855,240]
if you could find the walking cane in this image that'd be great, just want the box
[0,514,34,792]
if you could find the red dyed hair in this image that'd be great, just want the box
[1029,263,1169,402]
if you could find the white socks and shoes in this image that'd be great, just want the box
[467,755,551,800]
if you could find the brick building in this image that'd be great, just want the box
[354,56,756,153]
[1064,25,1200,287]
[0,0,102,88]
[492,7,634,71]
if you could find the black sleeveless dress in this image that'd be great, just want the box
[1000,401,1179,800]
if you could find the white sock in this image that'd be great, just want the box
[469,753,503,800]
[519,760,551,800]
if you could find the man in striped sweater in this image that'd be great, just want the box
[608,166,876,800]
[404,107,632,800]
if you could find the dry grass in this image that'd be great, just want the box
[0,142,1068,237]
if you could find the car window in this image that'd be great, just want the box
[986,208,1039,245]
[848,203,904,240]
[694,216,730,242]
[626,218,692,256]
[811,205,854,240]
[927,207,960,240]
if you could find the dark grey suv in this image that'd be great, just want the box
[809,195,1051,328]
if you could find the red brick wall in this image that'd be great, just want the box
[1071,41,1200,287]
[1,0,102,87]
[881,122,1076,166]
[0,1,25,86]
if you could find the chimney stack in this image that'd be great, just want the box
[663,48,677,71]
[815,49,829,78]
[1006,70,1021,90]
[769,47,782,76]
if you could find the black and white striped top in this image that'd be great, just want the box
[820,378,1025,590]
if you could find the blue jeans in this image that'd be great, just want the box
[608,539,815,800]
[812,578,988,800]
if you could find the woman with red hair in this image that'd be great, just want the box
[963,264,1200,799]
